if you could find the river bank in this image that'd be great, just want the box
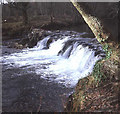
[65,42,120,112]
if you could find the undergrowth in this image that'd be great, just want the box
[92,43,112,85]
[102,43,112,59]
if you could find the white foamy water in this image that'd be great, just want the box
[1,35,102,87]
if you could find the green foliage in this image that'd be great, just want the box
[92,43,112,85]
[102,43,112,59]
[92,61,105,85]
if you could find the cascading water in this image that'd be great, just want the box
[1,31,105,87]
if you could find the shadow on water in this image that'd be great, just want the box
[2,65,73,112]
[2,30,104,112]
[2,45,73,112]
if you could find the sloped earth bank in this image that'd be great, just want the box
[65,43,120,112]
[2,30,115,112]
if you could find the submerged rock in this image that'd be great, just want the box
[10,30,105,59]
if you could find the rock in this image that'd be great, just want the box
[16,29,53,48]
[82,43,88,47]
[17,44,23,49]
[46,38,53,49]
[95,50,103,56]
[19,38,29,45]
[24,44,28,48]
[14,42,19,48]
[13,42,24,49]
[80,33,94,38]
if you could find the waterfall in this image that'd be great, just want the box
[1,31,105,87]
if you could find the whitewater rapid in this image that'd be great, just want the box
[1,31,105,87]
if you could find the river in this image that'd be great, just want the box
[1,31,105,112]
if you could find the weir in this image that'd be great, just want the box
[2,31,105,87]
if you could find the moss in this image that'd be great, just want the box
[91,43,113,86]
[102,43,112,59]
[92,61,105,86]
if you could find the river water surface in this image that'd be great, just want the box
[1,31,105,112]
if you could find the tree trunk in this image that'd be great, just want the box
[70,1,111,45]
